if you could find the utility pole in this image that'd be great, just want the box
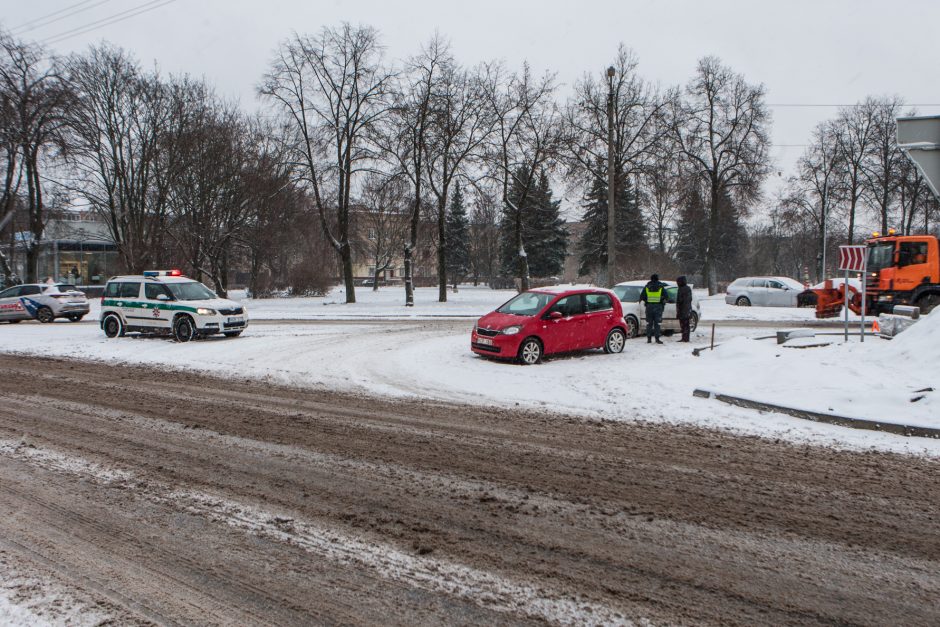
[606,66,616,287]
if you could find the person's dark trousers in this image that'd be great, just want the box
[645,304,664,342]
[679,316,690,342]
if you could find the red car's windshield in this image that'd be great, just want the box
[496,292,554,316]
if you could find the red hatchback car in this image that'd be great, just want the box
[471,287,628,364]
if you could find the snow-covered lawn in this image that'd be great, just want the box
[1,304,938,456]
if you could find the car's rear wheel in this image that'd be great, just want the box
[604,328,626,354]
[102,314,124,338]
[517,337,542,365]
[624,315,639,339]
[736,296,751,307]
[689,312,699,332]
[224,331,242,338]
[66,314,83,322]
[36,306,54,323]
[173,315,196,342]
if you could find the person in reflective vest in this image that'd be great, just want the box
[639,273,668,344]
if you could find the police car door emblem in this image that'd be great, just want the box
[152,307,161,318]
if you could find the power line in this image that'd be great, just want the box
[767,103,940,108]
[12,0,111,35]
[42,0,176,45]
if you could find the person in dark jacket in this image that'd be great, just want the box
[676,275,693,342]
[639,273,668,344]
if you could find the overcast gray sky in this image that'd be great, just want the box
[4,0,939,203]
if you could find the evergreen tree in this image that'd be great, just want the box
[577,169,645,277]
[444,184,471,288]
[499,168,568,279]
[675,183,746,281]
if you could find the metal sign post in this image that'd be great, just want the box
[838,245,867,343]
[844,265,850,342]
[860,257,867,343]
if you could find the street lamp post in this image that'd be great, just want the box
[606,66,616,287]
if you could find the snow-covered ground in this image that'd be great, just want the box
[1,293,938,456]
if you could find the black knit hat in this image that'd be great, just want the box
[650,274,659,282]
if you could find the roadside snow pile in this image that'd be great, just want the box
[697,311,940,430]
[879,308,940,371]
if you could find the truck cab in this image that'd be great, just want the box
[866,234,940,314]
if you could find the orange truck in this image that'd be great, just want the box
[813,232,940,318]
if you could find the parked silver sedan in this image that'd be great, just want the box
[725,276,805,307]
[0,283,90,323]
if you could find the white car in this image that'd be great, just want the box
[100,270,247,342]
[725,276,805,307]
[0,282,90,323]
[612,280,701,339]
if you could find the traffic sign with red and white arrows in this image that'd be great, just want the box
[838,245,867,271]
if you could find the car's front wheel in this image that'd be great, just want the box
[36,306,55,323]
[604,328,626,354]
[624,315,639,339]
[102,314,124,338]
[173,315,196,342]
[517,337,542,365]
[736,296,751,307]
[67,314,84,322]
[689,311,699,332]
[224,331,242,338]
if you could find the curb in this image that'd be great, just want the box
[692,389,940,439]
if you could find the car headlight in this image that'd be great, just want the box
[501,325,522,335]
[196,308,216,315]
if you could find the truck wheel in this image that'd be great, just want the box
[916,293,940,314]
[173,315,196,342]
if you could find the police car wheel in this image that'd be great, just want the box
[173,316,196,342]
[103,314,123,338]
[223,331,242,338]
[36,307,55,323]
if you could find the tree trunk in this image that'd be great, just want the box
[704,183,720,295]
[437,195,447,303]
[341,244,355,303]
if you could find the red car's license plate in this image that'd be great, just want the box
[476,337,494,346]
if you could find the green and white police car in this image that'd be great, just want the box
[100,270,247,342]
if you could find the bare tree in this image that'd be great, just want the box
[65,44,180,274]
[423,48,492,302]
[483,64,562,292]
[672,56,771,294]
[374,36,443,306]
[355,172,409,290]
[0,32,68,282]
[165,82,249,296]
[467,184,500,285]
[260,23,394,304]
[832,99,876,244]
[861,96,904,234]
[563,46,671,281]
[779,121,843,281]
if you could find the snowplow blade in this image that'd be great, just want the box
[812,280,860,318]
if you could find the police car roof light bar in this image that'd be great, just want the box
[143,269,183,277]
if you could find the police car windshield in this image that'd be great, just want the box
[166,281,216,301]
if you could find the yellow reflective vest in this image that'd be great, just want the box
[644,286,664,304]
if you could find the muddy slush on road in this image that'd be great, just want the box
[0,353,939,625]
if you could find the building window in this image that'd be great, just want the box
[367,229,377,241]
